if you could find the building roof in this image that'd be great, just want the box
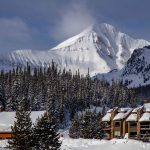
[107,107,118,113]
[132,106,143,113]
[107,109,113,113]
[113,108,132,121]
[139,112,150,122]
[118,108,131,113]
[126,114,137,122]
[102,113,111,122]
[0,111,45,132]
[144,103,150,112]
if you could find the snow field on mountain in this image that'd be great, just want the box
[96,46,150,87]
[0,23,149,76]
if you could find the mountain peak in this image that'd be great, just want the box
[92,23,117,32]
[51,23,118,50]
[0,22,150,76]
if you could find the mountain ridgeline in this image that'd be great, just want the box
[96,45,150,87]
[0,23,149,76]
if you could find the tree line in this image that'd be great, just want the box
[0,61,137,128]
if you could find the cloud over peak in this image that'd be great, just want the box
[50,1,96,41]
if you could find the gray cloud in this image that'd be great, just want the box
[50,1,96,41]
[0,0,150,52]
[0,18,32,41]
[0,18,35,52]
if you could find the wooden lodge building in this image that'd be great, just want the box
[102,103,150,141]
[0,111,45,139]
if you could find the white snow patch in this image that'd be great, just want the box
[102,113,111,122]
[126,114,137,122]
[61,137,150,150]
[0,111,45,131]
[139,113,150,122]
[113,108,132,121]
[144,103,150,112]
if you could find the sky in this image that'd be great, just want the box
[0,0,150,52]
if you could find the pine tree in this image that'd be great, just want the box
[69,110,105,139]
[69,113,80,138]
[33,112,61,150]
[9,100,33,150]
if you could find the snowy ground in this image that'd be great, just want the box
[0,136,150,150]
[61,137,150,150]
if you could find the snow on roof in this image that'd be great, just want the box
[107,109,113,113]
[144,103,150,112]
[113,108,132,121]
[0,111,45,132]
[139,113,150,122]
[132,106,142,113]
[107,107,118,113]
[102,113,111,122]
[118,108,131,113]
[126,114,137,122]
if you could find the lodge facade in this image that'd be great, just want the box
[102,103,150,141]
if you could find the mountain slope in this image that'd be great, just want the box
[96,46,150,87]
[0,23,149,75]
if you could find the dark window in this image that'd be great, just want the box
[130,132,137,137]
[130,122,137,127]
[114,121,120,127]
[140,131,150,139]
[140,122,150,129]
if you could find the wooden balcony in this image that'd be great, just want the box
[129,135,138,139]
[140,134,150,141]
[129,128,137,132]
[114,127,121,131]
[140,125,150,130]
[140,134,150,137]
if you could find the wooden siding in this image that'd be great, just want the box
[0,132,12,139]
[102,105,150,141]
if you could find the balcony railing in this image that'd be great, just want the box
[129,126,137,128]
[140,125,150,129]
[130,135,138,139]
[115,125,121,127]
[140,134,150,138]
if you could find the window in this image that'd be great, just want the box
[114,121,120,127]
[114,131,121,137]
[130,122,137,127]
[130,132,137,137]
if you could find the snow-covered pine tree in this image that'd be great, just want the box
[8,100,33,150]
[69,113,80,138]
[69,110,105,139]
[33,112,61,150]
[96,112,105,139]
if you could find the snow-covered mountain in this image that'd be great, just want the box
[0,23,150,75]
[96,46,150,87]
